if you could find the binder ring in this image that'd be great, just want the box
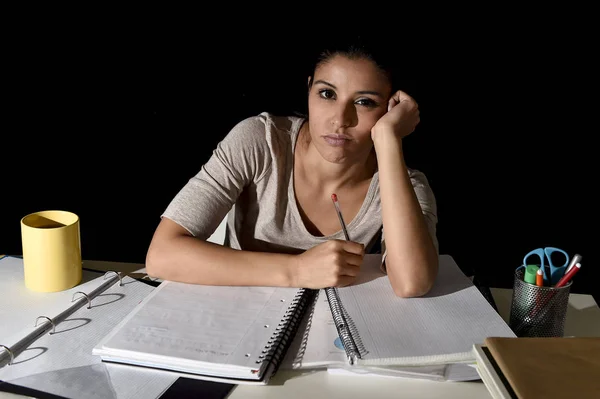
[72,291,91,309]
[35,316,56,334]
[0,345,14,365]
[104,271,123,286]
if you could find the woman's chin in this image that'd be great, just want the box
[321,150,350,164]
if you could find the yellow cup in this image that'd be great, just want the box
[20,210,82,292]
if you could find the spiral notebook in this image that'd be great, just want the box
[92,280,317,385]
[281,254,516,379]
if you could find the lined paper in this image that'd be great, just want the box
[94,281,303,380]
[341,255,515,366]
[284,254,515,371]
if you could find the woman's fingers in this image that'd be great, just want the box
[388,90,417,112]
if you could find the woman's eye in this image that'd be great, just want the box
[356,98,377,107]
[318,89,335,99]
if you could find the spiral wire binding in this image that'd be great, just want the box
[338,296,368,358]
[290,290,319,367]
[254,288,318,376]
[325,287,366,364]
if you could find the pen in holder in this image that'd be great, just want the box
[509,267,572,337]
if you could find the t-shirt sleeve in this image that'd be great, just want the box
[380,168,439,272]
[161,114,272,240]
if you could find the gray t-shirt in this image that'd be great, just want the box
[162,112,438,269]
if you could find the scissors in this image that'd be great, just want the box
[522,247,570,285]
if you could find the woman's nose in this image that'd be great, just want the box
[331,102,356,130]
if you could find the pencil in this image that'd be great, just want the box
[329,193,361,364]
[331,194,350,240]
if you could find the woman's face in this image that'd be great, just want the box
[306,54,391,164]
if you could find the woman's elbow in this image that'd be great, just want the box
[388,259,438,298]
[145,239,169,279]
[391,280,434,298]
[145,247,158,278]
[145,218,189,279]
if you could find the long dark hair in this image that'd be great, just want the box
[312,35,395,89]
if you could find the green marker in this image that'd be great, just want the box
[524,265,540,285]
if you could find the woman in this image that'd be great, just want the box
[145,38,439,297]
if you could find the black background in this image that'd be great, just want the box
[1,15,597,303]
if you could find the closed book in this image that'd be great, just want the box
[477,337,600,399]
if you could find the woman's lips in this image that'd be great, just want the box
[323,135,351,147]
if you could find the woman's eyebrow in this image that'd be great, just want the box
[356,90,383,98]
[313,79,336,89]
[313,80,383,98]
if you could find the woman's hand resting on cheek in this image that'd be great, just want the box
[371,90,420,144]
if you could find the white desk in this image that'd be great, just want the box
[83,261,600,398]
[2,259,599,399]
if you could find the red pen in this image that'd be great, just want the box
[554,262,582,288]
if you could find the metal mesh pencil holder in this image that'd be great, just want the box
[508,267,572,337]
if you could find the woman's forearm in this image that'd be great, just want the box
[146,235,296,287]
[374,133,438,297]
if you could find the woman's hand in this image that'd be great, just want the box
[371,90,420,143]
[289,240,365,288]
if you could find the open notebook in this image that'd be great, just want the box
[93,280,316,385]
[93,254,515,384]
[280,254,516,380]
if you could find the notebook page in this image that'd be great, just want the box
[94,281,301,379]
[338,254,516,366]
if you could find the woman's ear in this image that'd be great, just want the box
[307,76,312,92]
